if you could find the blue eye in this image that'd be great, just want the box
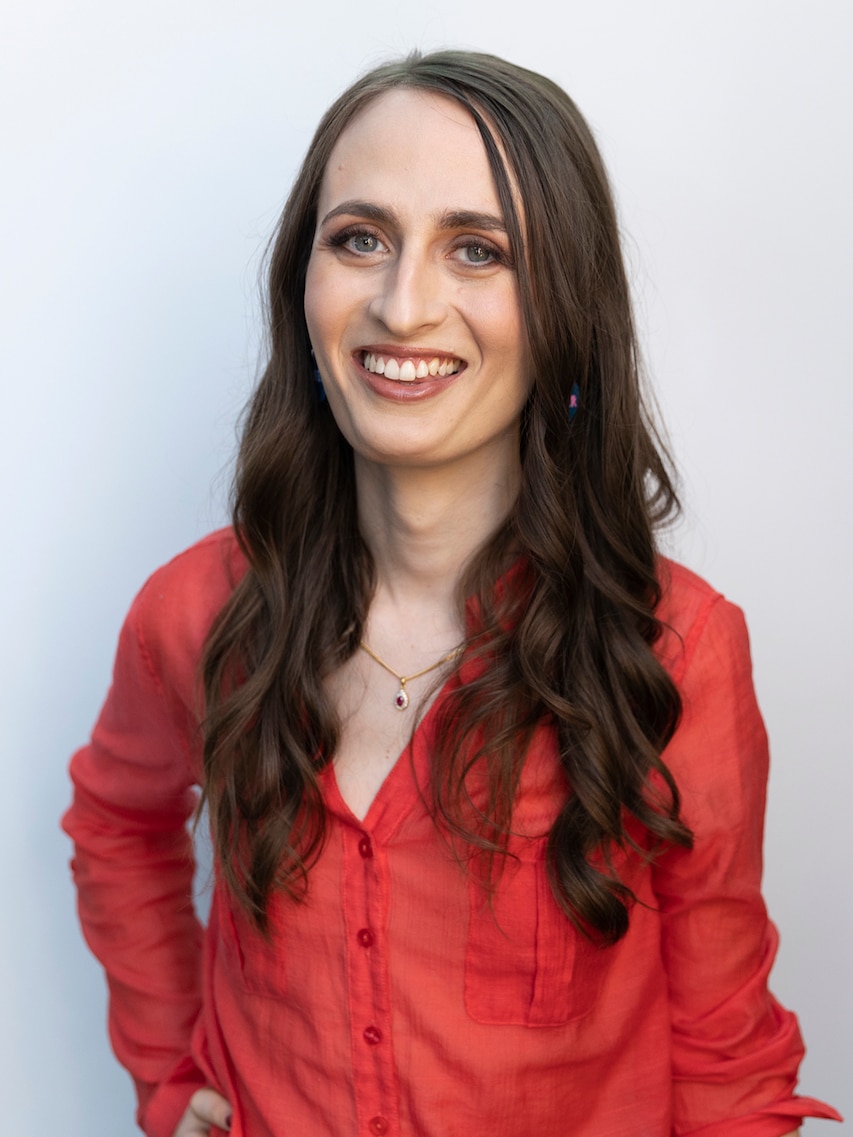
[463,243,493,263]
[351,233,379,253]
[325,226,386,256]
[452,240,506,267]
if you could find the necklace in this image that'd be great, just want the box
[359,640,463,711]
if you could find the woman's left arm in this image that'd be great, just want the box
[651,589,841,1137]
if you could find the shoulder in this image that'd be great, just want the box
[134,527,246,618]
[654,557,751,688]
[128,527,248,687]
[654,559,768,821]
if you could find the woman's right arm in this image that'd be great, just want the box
[63,576,212,1137]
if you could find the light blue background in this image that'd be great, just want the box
[1,1,849,1132]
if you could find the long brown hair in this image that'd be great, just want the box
[201,50,691,942]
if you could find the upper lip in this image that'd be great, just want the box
[355,344,465,362]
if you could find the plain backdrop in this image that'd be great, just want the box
[1,1,849,1133]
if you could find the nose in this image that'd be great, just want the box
[367,248,446,335]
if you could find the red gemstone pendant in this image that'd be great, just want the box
[394,686,409,710]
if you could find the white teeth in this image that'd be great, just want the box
[362,351,462,380]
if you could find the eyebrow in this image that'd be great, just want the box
[319,200,508,234]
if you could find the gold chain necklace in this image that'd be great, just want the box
[359,640,463,710]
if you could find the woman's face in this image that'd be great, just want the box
[304,88,532,476]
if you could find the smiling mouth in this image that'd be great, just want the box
[361,351,464,382]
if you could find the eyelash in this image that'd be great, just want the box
[324,225,511,268]
[325,226,386,256]
[451,239,509,267]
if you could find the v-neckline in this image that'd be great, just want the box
[322,668,460,838]
[320,559,526,834]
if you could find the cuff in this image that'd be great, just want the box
[137,1055,208,1137]
[681,1095,843,1137]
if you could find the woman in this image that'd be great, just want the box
[63,51,840,1137]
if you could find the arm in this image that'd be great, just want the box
[63,581,208,1137]
[651,593,840,1136]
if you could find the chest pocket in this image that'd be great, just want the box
[464,842,607,1026]
[215,885,289,1001]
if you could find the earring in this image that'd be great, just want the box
[569,383,580,422]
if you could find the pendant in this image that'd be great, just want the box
[394,685,410,711]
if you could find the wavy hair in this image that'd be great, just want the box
[200,49,692,942]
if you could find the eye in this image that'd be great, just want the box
[325,225,387,257]
[349,232,381,254]
[451,240,507,267]
[463,243,493,263]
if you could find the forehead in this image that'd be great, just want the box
[316,88,504,218]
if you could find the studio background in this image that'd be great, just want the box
[1,1,849,1133]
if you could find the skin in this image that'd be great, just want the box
[172,1088,231,1134]
[304,89,531,477]
[173,89,802,1137]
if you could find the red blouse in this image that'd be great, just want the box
[62,529,840,1137]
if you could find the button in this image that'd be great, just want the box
[357,928,374,948]
[363,1025,382,1045]
[368,1117,389,1135]
[358,835,373,859]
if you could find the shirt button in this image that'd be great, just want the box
[368,1117,389,1135]
[358,835,373,858]
[363,1025,382,1045]
[357,928,374,948]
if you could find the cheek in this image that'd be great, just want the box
[305,251,343,318]
[472,282,526,352]
[303,259,326,347]
[492,300,530,392]
[304,265,363,363]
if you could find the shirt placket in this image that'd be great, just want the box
[342,820,399,1137]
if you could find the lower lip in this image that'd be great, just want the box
[355,355,464,402]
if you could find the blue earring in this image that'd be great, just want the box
[569,383,580,422]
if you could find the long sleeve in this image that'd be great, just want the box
[652,589,841,1135]
[62,540,840,1137]
[62,538,237,1137]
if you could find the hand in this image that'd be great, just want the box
[172,1088,233,1135]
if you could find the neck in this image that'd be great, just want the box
[355,448,521,622]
